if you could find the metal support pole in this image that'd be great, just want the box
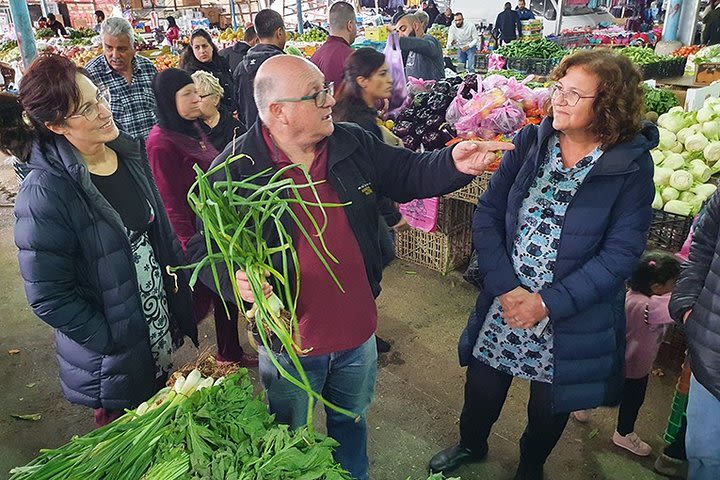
[297,0,303,34]
[9,0,38,69]
[230,0,237,28]
[554,0,565,36]
[40,0,50,17]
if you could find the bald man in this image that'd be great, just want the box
[188,55,512,480]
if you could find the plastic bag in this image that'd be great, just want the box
[445,86,469,125]
[486,101,526,135]
[399,198,440,232]
[407,76,434,97]
[384,33,409,112]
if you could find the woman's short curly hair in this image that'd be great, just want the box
[545,49,645,149]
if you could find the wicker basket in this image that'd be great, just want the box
[443,173,492,205]
[395,198,474,274]
[646,209,693,253]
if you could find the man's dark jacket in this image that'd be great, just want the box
[233,44,284,129]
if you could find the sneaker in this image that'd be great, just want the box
[572,409,592,423]
[654,453,688,479]
[612,431,652,457]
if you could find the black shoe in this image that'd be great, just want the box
[513,462,544,480]
[429,444,487,473]
[376,336,392,353]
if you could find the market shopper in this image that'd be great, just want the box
[219,26,259,72]
[146,68,256,368]
[516,0,536,21]
[310,1,358,88]
[181,29,236,114]
[46,13,68,37]
[234,9,287,129]
[85,17,158,140]
[613,252,681,457]
[669,196,720,480]
[423,0,441,28]
[447,13,480,73]
[392,13,445,81]
[435,7,455,27]
[94,10,105,33]
[8,55,198,426]
[165,16,180,45]
[494,2,522,44]
[187,55,512,480]
[192,70,245,151]
[703,1,720,45]
[429,50,657,480]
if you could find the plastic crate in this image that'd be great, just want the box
[646,209,693,253]
[444,173,492,205]
[395,198,474,274]
[505,57,560,75]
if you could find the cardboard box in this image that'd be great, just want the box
[201,7,222,24]
[695,62,720,85]
[176,0,202,7]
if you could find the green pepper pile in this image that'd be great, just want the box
[497,38,568,60]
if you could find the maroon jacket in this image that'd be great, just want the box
[310,36,353,88]
[146,125,219,250]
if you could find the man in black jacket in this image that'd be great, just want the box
[494,2,522,44]
[670,197,720,480]
[190,54,512,480]
[233,9,287,129]
[220,26,258,72]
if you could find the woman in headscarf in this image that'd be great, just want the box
[180,29,236,113]
[146,68,257,367]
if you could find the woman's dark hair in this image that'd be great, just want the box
[166,16,178,28]
[628,251,681,297]
[333,48,386,124]
[0,54,82,160]
[180,29,219,68]
[546,49,645,149]
[0,93,33,161]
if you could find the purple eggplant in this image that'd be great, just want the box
[393,120,414,138]
[413,92,431,108]
[398,108,417,122]
[425,113,445,131]
[414,123,429,139]
[427,93,452,113]
[401,135,421,151]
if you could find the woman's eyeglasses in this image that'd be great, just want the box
[275,82,334,108]
[66,88,111,122]
[549,84,595,107]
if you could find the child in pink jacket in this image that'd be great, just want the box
[613,251,681,456]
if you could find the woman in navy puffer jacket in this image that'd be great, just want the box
[430,50,658,480]
[8,55,197,426]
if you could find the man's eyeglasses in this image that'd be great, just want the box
[66,88,111,122]
[548,84,595,107]
[275,82,334,108]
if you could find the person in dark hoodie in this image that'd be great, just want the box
[429,50,657,480]
[495,2,522,44]
[180,29,236,113]
[219,26,259,72]
[234,9,287,129]
[9,55,197,427]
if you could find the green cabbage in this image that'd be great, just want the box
[662,153,685,170]
[685,133,710,153]
[653,191,664,209]
[663,199,693,216]
[702,120,720,141]
[658,127,677,150]
[661,186,680,202]
[704,141,720,164]
[653,166,674,186]
[651,150,665,165]
[691,183,718,199]
[669,170,694,191]
[689,159,712,182]
[658,111,691,133]
[697,105,716,124]
[677,125,701,145]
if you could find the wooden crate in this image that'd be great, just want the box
[443,172,492,205]
[395,198,474,274]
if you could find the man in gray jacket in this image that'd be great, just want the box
[392,13,445,81]
[670,197,720,480]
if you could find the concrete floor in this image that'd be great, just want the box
[0,163,681,480]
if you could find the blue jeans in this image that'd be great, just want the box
[458,46,477,72]
[687,375,720,480]
[258,335,378,480]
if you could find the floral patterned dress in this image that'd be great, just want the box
[473,133,603,383]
